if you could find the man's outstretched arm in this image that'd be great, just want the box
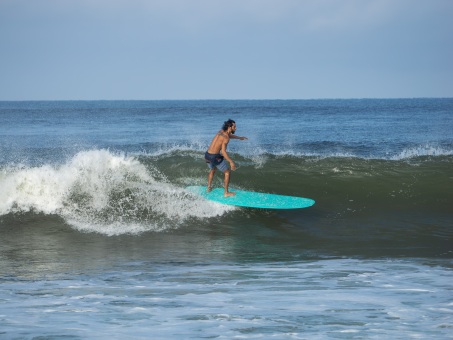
[229,134,248,140]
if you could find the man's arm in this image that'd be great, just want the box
[229,134,248,140]
[221,140,236,171]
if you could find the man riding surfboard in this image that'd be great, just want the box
[205,119,248,197]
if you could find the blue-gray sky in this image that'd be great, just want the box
[1,0,452,100]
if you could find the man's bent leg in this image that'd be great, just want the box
[223,169,236,197]
[207,168,216,192]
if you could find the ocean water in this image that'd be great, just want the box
[1,99,452,338]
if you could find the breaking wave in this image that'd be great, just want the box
[0,150,233,235]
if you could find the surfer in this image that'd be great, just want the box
[205,119,248,197]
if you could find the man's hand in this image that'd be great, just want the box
[230,162,237,171]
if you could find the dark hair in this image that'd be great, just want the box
[222,119,235,131]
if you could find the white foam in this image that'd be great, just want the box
[390,145,453,160]
[0,150,232,235]
[135,142,207,157]
[123,143,453,166]
[251,145,453,161]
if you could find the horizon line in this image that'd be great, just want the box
[1,96,452,102]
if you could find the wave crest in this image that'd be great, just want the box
[0,150,231,235]
[133,142,453,162]
[390,145,453,160]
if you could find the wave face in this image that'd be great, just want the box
[2,148,451,239]
[0,150,232,235]
[152,149,453,213]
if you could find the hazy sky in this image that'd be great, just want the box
[1,0,452,100]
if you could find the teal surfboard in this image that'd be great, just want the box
[186,186,315,209]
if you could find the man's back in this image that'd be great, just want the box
[207,131,229,154]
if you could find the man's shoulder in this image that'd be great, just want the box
[217,131,229,140]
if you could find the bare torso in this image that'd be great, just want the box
[207,131,230,155]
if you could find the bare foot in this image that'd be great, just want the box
[206,186,212,193]
[224,191,236,198]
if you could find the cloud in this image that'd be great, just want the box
[18,0,398,33]
[130,0,398,34]
[301,0,397,31]
[2,0,442,40]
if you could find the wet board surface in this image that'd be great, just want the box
[186,186,315,209]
